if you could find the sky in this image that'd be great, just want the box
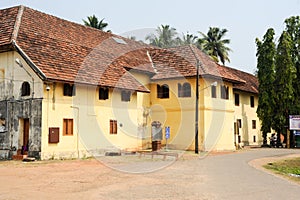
[1,0,300,74]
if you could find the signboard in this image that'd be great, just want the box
[289,115,300,130]
[165,126,170,139]
[151,121,162,141]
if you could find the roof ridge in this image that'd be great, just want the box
[219,64,256,77]
[188,44,207,74]
[10,5,24,42]
[146,50,157,73]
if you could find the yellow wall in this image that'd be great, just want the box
[41,71,152,159]
[128,71,152,148]
[150,77,236,151]
[150,78,193,150]
[201,78,235,151]
[234,91,262,146]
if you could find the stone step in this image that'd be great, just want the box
[12,154,27,160]
[22,157,35,162]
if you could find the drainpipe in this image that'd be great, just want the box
[70,106,80,158]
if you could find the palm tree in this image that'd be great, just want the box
[198,27,231,65]
[176,32,198,45]
[83,15,110,32]
[146,25,178,48]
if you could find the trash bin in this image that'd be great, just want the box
[152,141,161,151]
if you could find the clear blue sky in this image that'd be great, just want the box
[1,0,300,73]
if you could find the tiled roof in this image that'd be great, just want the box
[0,6,257,94]
[150,45,244,83]
[0,5,152,92]
[219,65,258,94]
[149,48,198,80]
[0,6,19,51]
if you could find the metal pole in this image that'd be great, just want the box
[195,59,199,154]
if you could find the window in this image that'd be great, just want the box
[211,85,217,98]
[99,87,109,100]
[252,120,256,129]
[237,119,242,128]
[21,82,30,96]
[250,96,255,107]
[157,84,169,99]
[63,83,76,96]
[110,120,117,134]
[234,122,239,135]
[253,135,256,143]
[121,90,131,102]
[178,82,191,97]
[234,93,240,106]
[221,85,229,99]
[63,119,73,136]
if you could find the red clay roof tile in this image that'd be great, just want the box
[149,45,245,84]
[0,6,19,50]
[0,5,258,94]
[2,6,151,92]
[218,65,258,94]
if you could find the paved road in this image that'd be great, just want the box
[101,148,300,200]
[190,148,300,200]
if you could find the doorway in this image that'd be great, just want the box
[19,118,29,154]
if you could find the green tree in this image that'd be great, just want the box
[83,15,110,32]
[198,27,231,65]
[256,28,276,145]
[272,31,296,135]
[146,25,178,48]
[285,16,300,114]
[176,32,198,45]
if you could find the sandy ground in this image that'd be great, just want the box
[0,152,207,200]
[0,150,298,200]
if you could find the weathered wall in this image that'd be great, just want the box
[0,101,10,159]
[0,51,43,159]
[0,99,42,159]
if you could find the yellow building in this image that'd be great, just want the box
[0,6,261,160]
[223,66,262,147]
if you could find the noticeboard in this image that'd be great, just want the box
[289,115,300,130]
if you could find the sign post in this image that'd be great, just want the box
[165,126,170,151]
[288,115,300,148]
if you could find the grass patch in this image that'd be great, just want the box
[264,157,300,182]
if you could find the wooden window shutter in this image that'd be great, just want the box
[68,119,73,135]
[63,119,67,135]
[114,120,117,134]
[110,120,113,134]
[110,120,117,134]
[63,119,73,135]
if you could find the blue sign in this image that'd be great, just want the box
[165,126,170,139]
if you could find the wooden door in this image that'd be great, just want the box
[23,118,29,151]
